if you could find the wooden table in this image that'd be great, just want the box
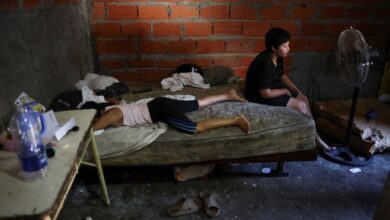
[0,109,110,219]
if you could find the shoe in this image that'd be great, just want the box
[200,192,220,218]
[174,164,215,182]
[166,196,202,217]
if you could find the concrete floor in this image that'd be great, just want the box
[59,153,390,220]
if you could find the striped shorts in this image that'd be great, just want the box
[147,97,199,134]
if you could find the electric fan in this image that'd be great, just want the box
[321,27,379,166]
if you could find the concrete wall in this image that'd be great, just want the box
[0,0,93,131]
[90,0,390,101]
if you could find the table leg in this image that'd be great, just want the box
[89,129,110,205]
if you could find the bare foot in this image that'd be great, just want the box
[228,89,247,102]
[234,115,250,134]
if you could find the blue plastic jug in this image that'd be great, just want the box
[11,106,48,181]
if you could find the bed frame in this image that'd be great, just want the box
[97,82,318,177]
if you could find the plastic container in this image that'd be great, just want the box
[10,107,48,181]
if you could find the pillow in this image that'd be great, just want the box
[203,66,234,86]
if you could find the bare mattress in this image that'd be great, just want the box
[99,82,316,166]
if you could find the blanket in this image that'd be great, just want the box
[95,122,167,158]
[161,72,210,92]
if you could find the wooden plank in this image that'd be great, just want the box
[314,98,390,153]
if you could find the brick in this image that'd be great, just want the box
[92,2,105,20]
[259,6,285,20]
[54,0,80,5]
[156,60,184,68]
[300,22,322,36]
[122,22,151,37]
[231,4,257,19]
[319,6,346,19]
[184,22,212,37]
[0,1,18,10]
[182,58,213,67]
[128,59,155,68]
[153,22,182,37]
[285,56,293,67]
[101,0,148,2]
[92,23,122,37]
[226,39,256,53]
[108,4,137,20]
[23,0,40,9]
[213,56,241,66]
[139,5,169,20]
[213,21,242,36]
[169,5,198,19]
[167,40,196,54]
[242,55,256,66]
[255,38,266,51]
[139,40,167,54]
[113,70,170,83]
[297,0,331,2]
[301,22,350,37]
[200,5,229,19]
[96,39,135,55]
[232,67,248,78]
[292,38,336,52]
[243,22,270,36]
[354,23,386,37]
[326,23,351,36]
[271,21,299,36]
[100,59,127,69]
[346,7,372,20]
[290,6,316,20]
[196,40,226,53]
[374,8,390,20]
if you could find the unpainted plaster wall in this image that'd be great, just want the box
[0,1,93,131]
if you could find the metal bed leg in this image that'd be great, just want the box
[89,129,111,205]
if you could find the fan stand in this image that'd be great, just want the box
[320,86,374,166]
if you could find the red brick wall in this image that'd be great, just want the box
[1,1,388,83]
[95,1,388,82]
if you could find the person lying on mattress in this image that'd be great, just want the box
[245,27,333,151]
[92,89,250,134]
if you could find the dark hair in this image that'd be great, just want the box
[265,27,291,52]
[176,64,204,76]
[80,101,111,116]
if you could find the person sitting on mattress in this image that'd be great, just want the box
[92,89,250,134]
[245,27,333,151]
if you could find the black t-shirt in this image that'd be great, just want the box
[245,50,284,103]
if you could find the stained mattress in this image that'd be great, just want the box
[100,82,315,166]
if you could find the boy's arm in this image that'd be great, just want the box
[259,88,290,99]
[280,74,301,97]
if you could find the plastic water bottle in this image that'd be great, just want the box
[10,107,48,181]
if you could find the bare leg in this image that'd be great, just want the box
[195,114,250,134]
[287,96,332,151]
[92,108,124,130]
[197,89,246,108]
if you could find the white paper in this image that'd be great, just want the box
[54,118,75,141]
[349,168,362,174]
[42,110,75,141]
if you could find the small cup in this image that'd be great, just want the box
[0,131,18,152]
